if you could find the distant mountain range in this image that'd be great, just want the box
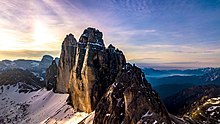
[142,67,216,78]
[142,67,220,99]
[0,55,59,80]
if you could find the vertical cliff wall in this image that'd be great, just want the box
[56,34,77,93]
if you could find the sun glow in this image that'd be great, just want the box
[0,20,58,51]
[0,31,20,50]
[32,20,56,48]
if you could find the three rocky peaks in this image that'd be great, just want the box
[51,27,171,123]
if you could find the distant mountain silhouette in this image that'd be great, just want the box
[144,68,220,99]
[142,67,211,78]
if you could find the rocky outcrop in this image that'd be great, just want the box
[45,60,58,90]
[93,63,171,124]
[69,28,126,113]
[55,57,59,65]
[55,28,126,113]
[184,97,220,124]
[56,34,77,93]
[39,55,53,70]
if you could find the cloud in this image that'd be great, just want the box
[114,29,156,36]
[135,61,220,70]
[128,57,161,63]
[0,50,60,60]
[134,62,194,70]
[128,57,161,61]
[163,61,200,65]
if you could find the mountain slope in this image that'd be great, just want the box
[0,83,89,124]
[0,69,44,92]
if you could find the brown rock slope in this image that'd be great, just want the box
[94,63,171,124]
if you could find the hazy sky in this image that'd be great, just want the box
[0,0,220,69]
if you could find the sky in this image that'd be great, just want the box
[0,0,220,69]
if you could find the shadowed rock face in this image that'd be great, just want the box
[93,63,171,124]
[45,60,58,91]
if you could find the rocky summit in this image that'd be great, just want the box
[55,27,172,123]
[94,63,171,124]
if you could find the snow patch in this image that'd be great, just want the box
[142,110,153,118]
[153,120,157,124]
[207,106,220,111]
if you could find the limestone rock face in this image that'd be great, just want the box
[45,60,58,90]
[56,34,77,93]
[94,63,171,124]
[69,28,126,113]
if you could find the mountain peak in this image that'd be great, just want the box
[63,33,77,46]
[79,27,104,46]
